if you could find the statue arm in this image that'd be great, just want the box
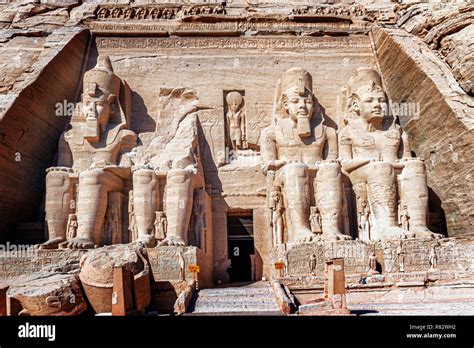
[339,128,370,173]
[325,127,338,160]
[260,127,284,174]
[400,130,412,159]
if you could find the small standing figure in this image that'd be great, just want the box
[429,243,438,271]
[66,214,77,240]
[226,91,246,150]
[154,211,167,241]
[269,186,284,245]
[368,251,379,275]
[358,201,371,241]
[128,191,138,242]
[399,204,410,232]
[396,239,405,272]
[177,251,186,281]
[310,253,317,276]
[192,189,207,249]
[309,207,322,234]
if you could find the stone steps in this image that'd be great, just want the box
[188,282,282,315]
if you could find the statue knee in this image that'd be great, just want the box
[167,168,192,185]
[284,163,308,179]
[133,168,156,185]
[79,169,104,185]
[317,162,341,178]
[46,170,70,188]
[402,159,426,176]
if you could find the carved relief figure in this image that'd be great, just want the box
[368,251,379,275]
[339,68,442,241]
[358,201,371,241]
[261,67,350,242]
[399,204,410,232]
[429,243,438,270]
[226,91,247,150]
[66,214,77,241]
[269,186,284,245]
[309,206,322,234]
[177,251,186,281]
[310,253,317,275]
[40,56,137,249]
[396,240,405,272]
[154,211,167,241]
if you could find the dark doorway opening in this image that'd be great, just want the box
[227,214,254,283]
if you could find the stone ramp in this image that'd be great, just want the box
[187,282,282,315]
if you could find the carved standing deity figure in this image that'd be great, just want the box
[339,68,442,241]
[309,206,322,234]
[154,211,167,241]
[358,201,371,241]
[269,186,284,245]
[66,214,77,240]
[261,67,350,242]
[226,91,246,150]
[429,243,438,270]
[399,204,410,232]
[40,56,137,249]
[368,252,379,275]
[177,251,186,281]
[310,253,317,275]
[396,240,405,272]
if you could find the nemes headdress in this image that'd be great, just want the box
[83,55,120,101]
[347,68,384,104]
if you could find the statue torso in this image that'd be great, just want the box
[272,119,327,165]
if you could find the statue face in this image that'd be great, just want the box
[353,90,387,123]
[229,102,240,113]
[283,87,314,122]
[84,97,112,125]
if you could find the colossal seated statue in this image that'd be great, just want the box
[261,67,350,243]
[40,56,137,249]
[338,68,442,241]
[130,88,207,247]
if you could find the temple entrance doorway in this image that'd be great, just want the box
[227,214,255,283]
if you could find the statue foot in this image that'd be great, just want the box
[38,237,65,250]
[411,227,443,240]
[381,226,409,240]
[323,230,352,241]
[158,236,185,246]
[293,229,316,243]
[137,234,156,248]
[63,237,96,249]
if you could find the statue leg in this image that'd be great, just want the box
[400,159,442,239]
[316,162,350,241]
[133,169,158,247]
[66,169,123,249]
[40,171,73,249]
[365,162,406,240]
[161,169,195,246]
[279,163,313,242]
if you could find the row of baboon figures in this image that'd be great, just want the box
[39,55,443,250]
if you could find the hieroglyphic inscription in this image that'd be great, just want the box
[96,36,370,51]
[148,246,198,281]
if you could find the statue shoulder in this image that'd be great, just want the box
[338,126,352,145]
[260,125,276,141]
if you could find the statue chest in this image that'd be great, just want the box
[351,129,400,159]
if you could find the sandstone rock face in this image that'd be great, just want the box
[6,261,87,316]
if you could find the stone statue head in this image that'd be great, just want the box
[226,91,243,113]
[275,67,317,138]
[347,68,388,128]
[82,55,121,141]
[270,185,281,200]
